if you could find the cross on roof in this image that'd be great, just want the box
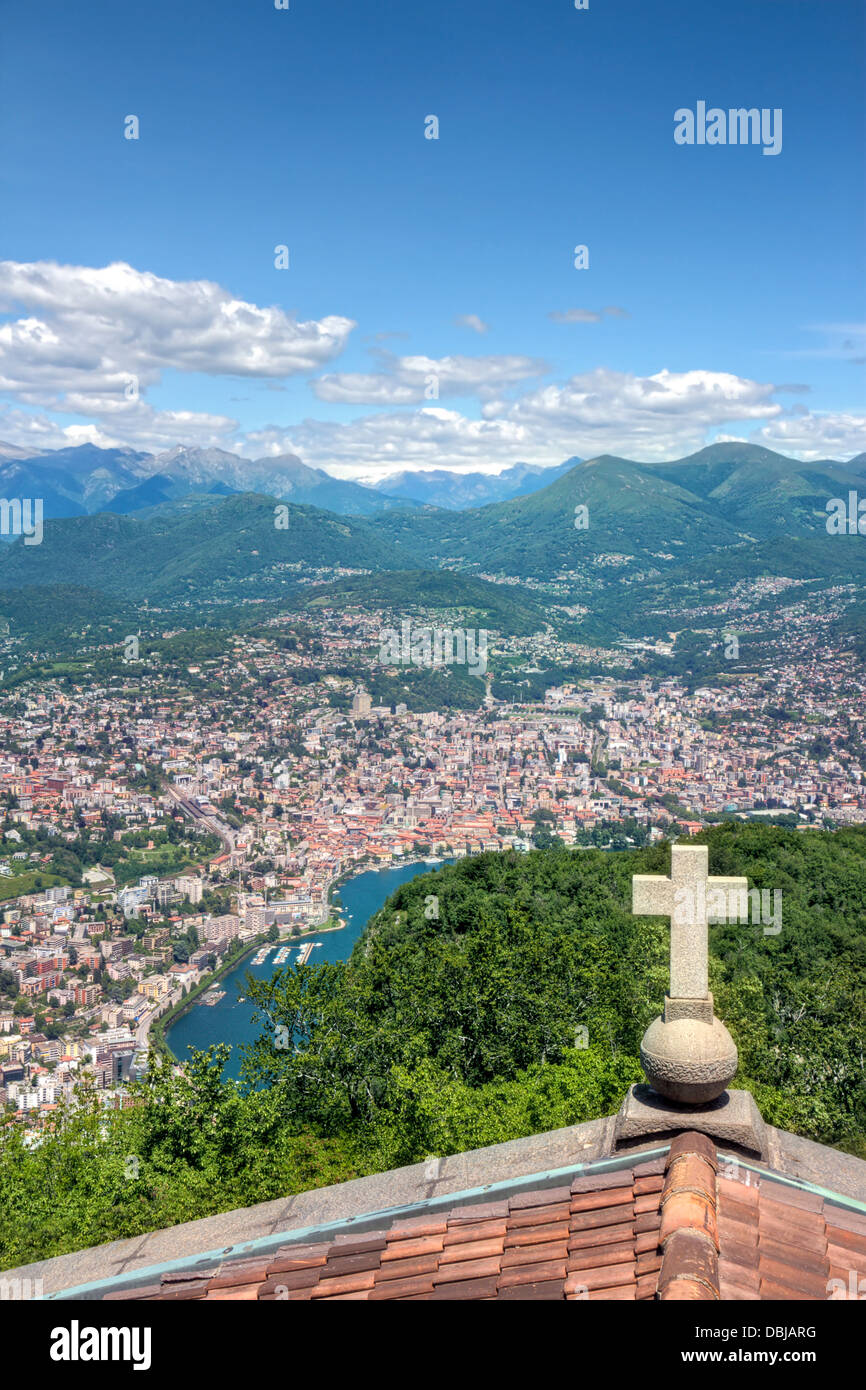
[632,844,748,1000]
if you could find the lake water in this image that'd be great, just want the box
[164,859,455,1079]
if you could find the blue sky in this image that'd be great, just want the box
[0,0,863,475]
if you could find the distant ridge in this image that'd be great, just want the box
[0,441,863,540]
[369,458,580,509]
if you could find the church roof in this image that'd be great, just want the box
[31,1129,861,1304]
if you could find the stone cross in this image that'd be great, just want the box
[632,844,748,1000]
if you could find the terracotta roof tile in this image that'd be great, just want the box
[259,1287,313,1301]
[719,1237,759,1269]
[658,1132,720,1300]
[634,1211,662,1234]
[331,1234,388,1254]
[260,1269,321,1293]
[428,1275,501,1299]
[387,1217,448,1240]
[322,1251,382,1276]
[757,1258,829,1299]
[718,1176,759,1208]
[759,1182,824,1214]
[571,1170,634,1194]
[634,1192,662,1215]
[154,1277,211,1299]
[759,1278,819,1301]
[760,1228,827,1261]
[508,1201,572,1227]
[571,1187,633,1214]
[509,1184,572,1209]
[568,1241,636,1271]
[570,1204,636,1232]
[669,1131,717,1169]
[374,1252,440,1280]
[433,1255,502,1283]
[827,1241,866,1272]
[569,1220,635,1250]
[718,1281,761,1301]
[97,1133,866,1302]
[635,1272,660,1300]
[380,1233,444,1260]
[207,1259,270,1288]
[368,1273,436,1299]
[310,1270,377,1297]
[566,1262,636,1292]
[443,1219,508,1243]
[498,1278,564,1300]
[440,1236,503,1263]
[266,1244,330,1274]
[659,1229,719,1301]
[505,1220,570,1246]
[634,1175,664,1195]
[207,1283,259,1301]
[635,1230,662,1255]
[824,1205,866,1238]
[498,1259,567,1288]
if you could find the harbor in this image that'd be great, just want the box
[164,858,456,1077]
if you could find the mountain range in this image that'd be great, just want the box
[0,442,863,650]
[368,443,866,577]
[0,443,578,522]
[0,494,415,602]
[368,458,580,509]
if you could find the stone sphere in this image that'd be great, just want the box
[640,1015,738,1105]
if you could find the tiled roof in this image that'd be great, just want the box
[718,1166,866,1301]
[100,1131,866,1302]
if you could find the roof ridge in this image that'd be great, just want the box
[657,1131,720,1301]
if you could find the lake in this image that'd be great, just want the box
[164,858,455,1079]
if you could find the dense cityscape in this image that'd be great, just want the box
[1,571,864,1131]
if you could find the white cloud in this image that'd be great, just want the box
[0,402,238,454]
[244,368,841,479]
[746,412,866,460]
[0,263,860,474]
[454,314,489,334]
[0,260,355,448]
[312,353,547,404]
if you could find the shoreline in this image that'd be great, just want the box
[148,933,268,1062]
[159,855,456,1064]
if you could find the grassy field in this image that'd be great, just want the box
[0,871,66,902]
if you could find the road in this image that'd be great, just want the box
[134,986,183,1050]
